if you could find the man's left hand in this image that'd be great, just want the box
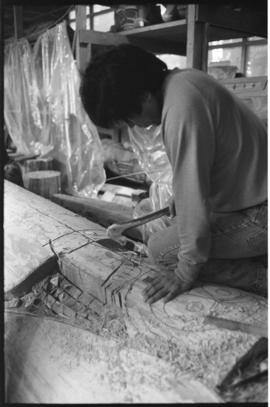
[143,271,193,305]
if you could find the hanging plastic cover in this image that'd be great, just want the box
[4,22,105,197]
[128,125,173,240]
[4,37,46,155]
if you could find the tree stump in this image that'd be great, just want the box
[24,158,53,173]
[23,171,61,198]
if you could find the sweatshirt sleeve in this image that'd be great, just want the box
[162,82,215,283]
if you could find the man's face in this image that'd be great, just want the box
[126,92,162,128]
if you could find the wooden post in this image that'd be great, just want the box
[240,38,248,75]
[76,6,87,30]
[186,4,209,71]
[23,171,61,198]
[13,6,23,39]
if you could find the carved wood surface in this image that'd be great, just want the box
[5,312,222,403]
[5,180,267,337]
[4,182,57,295]
[4,181,104,295]
[4,180,268,402]
[4,234,56,297]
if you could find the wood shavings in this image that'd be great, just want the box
[4,268,267,403]
[5,297,22,308]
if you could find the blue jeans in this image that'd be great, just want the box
[148,201,268,296]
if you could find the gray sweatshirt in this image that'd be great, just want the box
[161,69,267,283]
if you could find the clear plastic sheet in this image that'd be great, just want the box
[4,38,48,155]
[128,125,173,240]
[4,22,105,197]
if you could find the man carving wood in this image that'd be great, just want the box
[80,44,267,303]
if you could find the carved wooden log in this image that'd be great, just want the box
[5,180,267,324]
[5,180,267,334]
[24,158,53,173]
[23,170,61,198]
[4,181,268,403]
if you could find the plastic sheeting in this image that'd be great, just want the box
[128,125,173,241]
[4,22,105,197]
[4,38,41,155]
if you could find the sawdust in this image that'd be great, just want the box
[95,307,267,402]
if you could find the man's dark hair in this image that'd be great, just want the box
[80,44,168,128]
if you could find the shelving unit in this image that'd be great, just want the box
[117,14,263,54]
[76,3,267,72]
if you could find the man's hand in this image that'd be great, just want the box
[143,270,192,305]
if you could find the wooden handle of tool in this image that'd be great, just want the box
[107,206,170,238]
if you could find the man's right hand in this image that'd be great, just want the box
[143,269,192,304]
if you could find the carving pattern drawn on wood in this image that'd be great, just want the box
[51,193,143,241]
[38,224,267,363]
[44,225,267,343]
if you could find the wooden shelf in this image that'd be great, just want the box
[118,19,187,39]
[118,18,262,55]
[119,18,253,41]
[118,20,186,55]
